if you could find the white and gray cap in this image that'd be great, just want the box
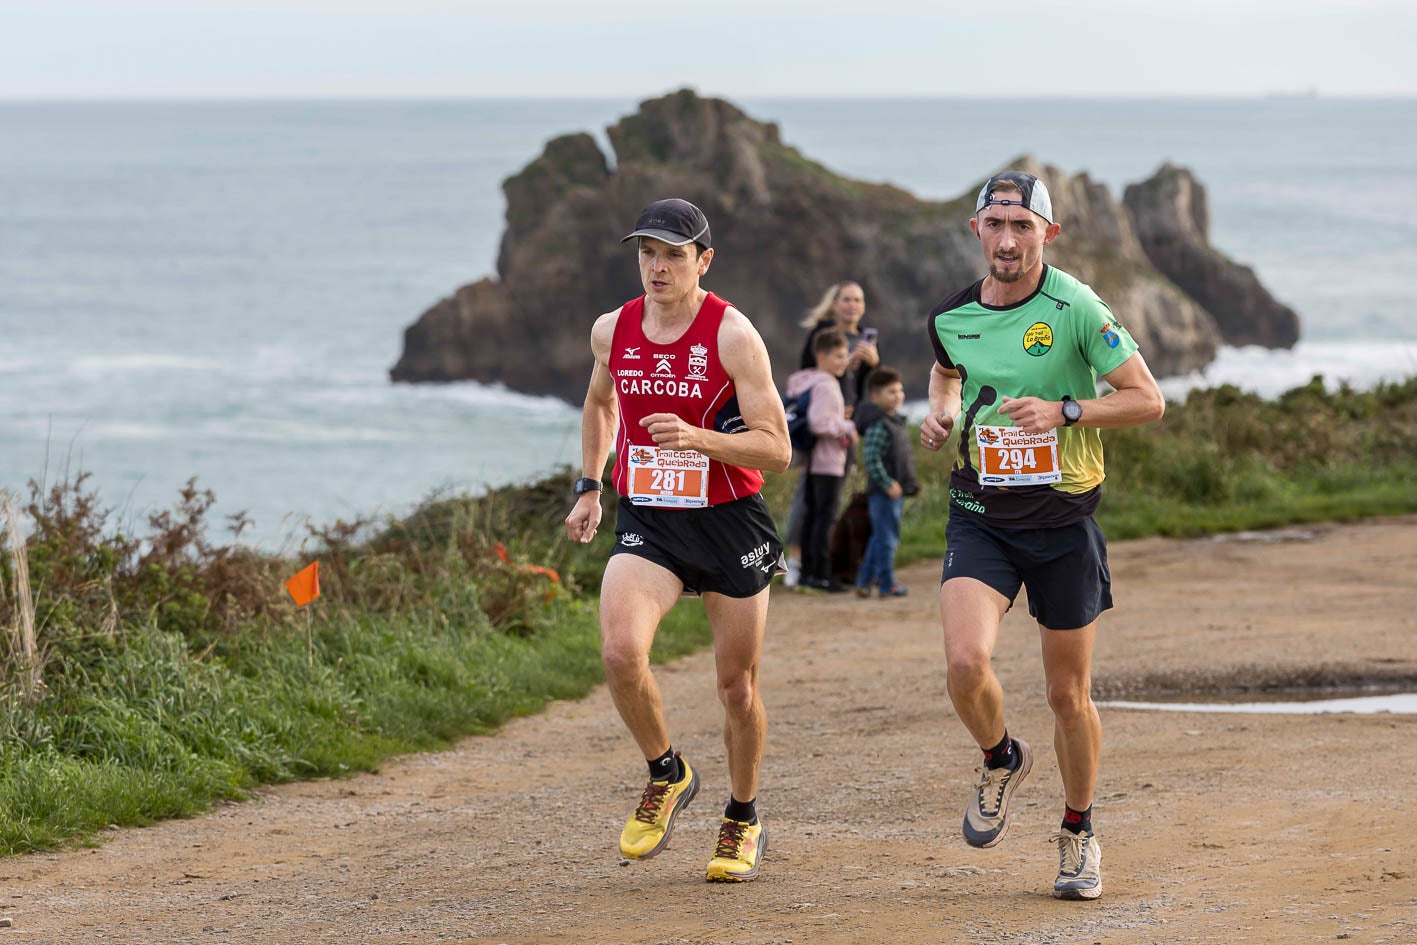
[975,171,1054,224]
[621,198,712,249]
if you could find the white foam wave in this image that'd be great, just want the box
[289,381,581,428]
[386,380,581,416]
[85,421,173,441]
[68,353,228,378]
[204,420,408,444]
[248,345,304,382]
[62,347,313,384]
[1159,341,1417,401]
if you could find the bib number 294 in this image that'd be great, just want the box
[974,426,1062,486]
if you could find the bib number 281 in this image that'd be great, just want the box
[650,469,687,492]
[626,446,711,508]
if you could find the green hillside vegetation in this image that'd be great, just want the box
[2,375,1415,854]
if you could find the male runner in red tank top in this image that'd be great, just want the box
[565,198,790,882]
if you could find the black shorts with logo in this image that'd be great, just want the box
[610,493,784,598]
[941,509,1113,630]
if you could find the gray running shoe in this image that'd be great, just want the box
[962,737,1032,848]
[1050,829,1103,900]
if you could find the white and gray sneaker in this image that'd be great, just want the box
[962,737,1033,848]
[1049,829,1103,900]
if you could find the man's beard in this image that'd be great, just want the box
[989,260,1026,283]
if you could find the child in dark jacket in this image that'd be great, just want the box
[853,367,919,598]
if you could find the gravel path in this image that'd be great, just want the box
[4,516,1415,944]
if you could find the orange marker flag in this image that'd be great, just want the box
[285,561,320,607]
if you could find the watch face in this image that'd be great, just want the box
[1063,400,1083,423]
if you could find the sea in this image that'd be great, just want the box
[2,98,1415,548]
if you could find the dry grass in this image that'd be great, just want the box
[1,494,45,704]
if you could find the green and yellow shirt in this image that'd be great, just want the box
[927,265,1138,527]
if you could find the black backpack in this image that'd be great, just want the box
[783,389,815,452]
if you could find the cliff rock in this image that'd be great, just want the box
[1124,164,1300,348]
[391,91,1300,402]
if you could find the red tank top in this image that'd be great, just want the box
[610,293,764,507]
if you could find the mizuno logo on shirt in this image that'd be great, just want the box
[958,333,981,340]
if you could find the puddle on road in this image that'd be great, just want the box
[1208,527,1318,544]
[1099,693,1417,715]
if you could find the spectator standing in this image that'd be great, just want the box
[784,281,879,586]
[782,328,857,592]
[853,367,918,598]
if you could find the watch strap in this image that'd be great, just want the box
[573,476,604,495]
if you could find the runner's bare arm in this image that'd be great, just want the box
[565,311,620,544]
[1091,351,1166,427]
[999,351,1165,434]
[639,307,791,473]
[921,362,961,451]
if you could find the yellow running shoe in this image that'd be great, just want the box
[705,817,767,882]
[619,754,699,860]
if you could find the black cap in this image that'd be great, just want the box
[621,198,712,249]
[975,171,1054,224]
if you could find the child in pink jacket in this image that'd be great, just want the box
[783,328,858,591]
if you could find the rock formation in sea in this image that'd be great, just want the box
[390,90,1300,404]
[1123,164,1301,349]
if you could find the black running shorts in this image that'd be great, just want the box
[610,493,784,598]
[941,509,1113,630]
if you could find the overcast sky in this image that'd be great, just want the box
[3,0,1414,100]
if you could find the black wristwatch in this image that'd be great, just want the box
[1061,396,1083,427]
[573,477,604,496]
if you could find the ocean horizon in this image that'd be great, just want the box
[3,97,1414,547]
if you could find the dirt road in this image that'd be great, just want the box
[4,517,1416,944]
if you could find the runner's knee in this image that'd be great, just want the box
[601,637,650,683]
[1046,678,1093,722]
[945,647,992,692]
[716,673,758,716]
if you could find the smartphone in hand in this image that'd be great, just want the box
[860,327,878,345]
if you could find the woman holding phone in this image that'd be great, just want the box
[784,280,881,587]
[797,281,879,415]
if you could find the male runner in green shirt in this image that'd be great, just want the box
[919,171,1165,900]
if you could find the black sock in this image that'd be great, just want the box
[983,732,1017,771]
[1062,804,1092,835]
[648,748,679,783]
[724,796,757,824]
